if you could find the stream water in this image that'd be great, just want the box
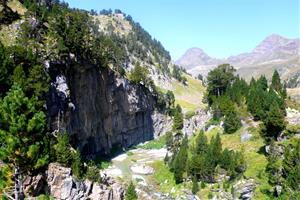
[103,148,174,199]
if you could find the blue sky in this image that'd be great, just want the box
[65,0,299,60]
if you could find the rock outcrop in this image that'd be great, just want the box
[183,109,211,136]
[286,107,300,126]
[24,163,125,200]
[152,111,173,138]
[47,63,156,156]
[233,179,256,200]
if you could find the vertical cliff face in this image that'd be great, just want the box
[47,62,155,156]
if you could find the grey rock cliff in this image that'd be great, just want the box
[47,62,155,156]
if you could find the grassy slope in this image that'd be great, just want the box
[159,74,206,113]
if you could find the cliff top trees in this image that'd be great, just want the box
[128,64,149,85]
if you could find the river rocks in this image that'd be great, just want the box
[286,108,300,125]
[130,164,154,175]
[103,167,123,178]
[24,163,125,200]
[265,143,284,157]
[275,184,282,196]
[183,109,211,136]
[241,131,252,142]
[233,179,256,200]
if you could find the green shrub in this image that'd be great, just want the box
[85,161,101,183]
[185,111,195,119]
[125,182,138,200]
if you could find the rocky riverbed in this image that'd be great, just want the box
[103,148,172,200]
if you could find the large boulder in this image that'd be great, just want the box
[24,163,125,200]
[233,179,256,200]
[46,163,74,199]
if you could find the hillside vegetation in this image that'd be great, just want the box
[158,64,300,199]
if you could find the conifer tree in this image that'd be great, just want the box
[194,130,208,154]
[173,135,188,183]
[85,161,101,183]
[261,101,286,142]
[71,148,83,179]
[192,176,199,194]
[210,133,222,165]
[172,104,183,131]
[206,64,236,105]
[128,64,149,85]
[125,182,138,200]
[165,131,174,150]
[271,70,282,92]
[0,85,48,199]
[224,110,242,134]
[55,132,72,166]
[281,82,287,100]
[257,75,268,91]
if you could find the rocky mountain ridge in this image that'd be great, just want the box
[176,34,300,81]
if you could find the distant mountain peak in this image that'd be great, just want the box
[175,47,220,69]
[186,47,206,53]
[264,34,286,41]
[176,34,299,78]
[253,34,298,55]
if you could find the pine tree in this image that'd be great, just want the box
[125,182,138,200]
[172,105,183,131]
[128,64,149,85]
[261,101,286,142]
[71,148,83,180]
[271,70,282,92]
[194,130,208,154]
[206,64,236,105]
[0,85,48,199]
[257,75,268,91]
[281,82,287,100]
[165,131,173,150]
[224,110,242,134]
[165,90,175,108]
[55,132,72,166]
[192,176,199,194]
[210,134,222,165]
[173,135,188,183]
[12,65,26,89]
[85,161,101,183]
